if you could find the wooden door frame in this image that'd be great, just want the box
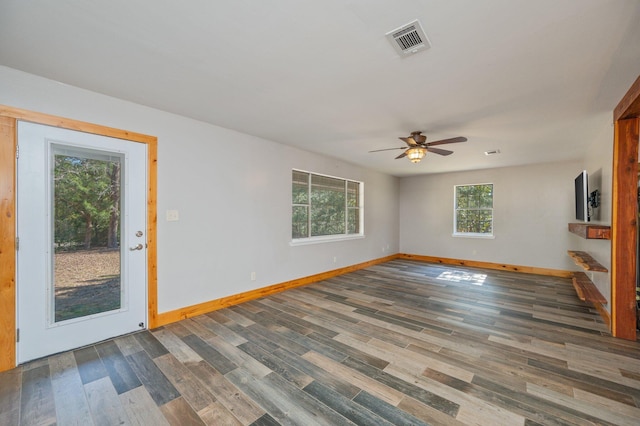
[612,75,640,340]
[0,105,158,372]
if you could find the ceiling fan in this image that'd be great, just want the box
[370,131,467,163]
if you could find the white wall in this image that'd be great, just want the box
[399,161,583,271]
[1,66,400,313]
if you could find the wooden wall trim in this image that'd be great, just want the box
[0,116,17,372]
[611,118,639,340]
[0,105,155,144]
[614,74,640,121]
[398,253,574,278]
[154,254,399,327]
[155,253,577,328]
[147,140,159,329]
[0,106,157,372]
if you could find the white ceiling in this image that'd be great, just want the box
[1,0,639,176]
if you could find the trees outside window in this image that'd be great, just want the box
[54,154,121,251]
[292,170,362,240]
[454,183,493,236]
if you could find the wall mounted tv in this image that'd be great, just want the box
[575,170,589,222]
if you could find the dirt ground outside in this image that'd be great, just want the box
[54,249,121,322]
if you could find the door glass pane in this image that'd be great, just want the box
[52,147,123,323]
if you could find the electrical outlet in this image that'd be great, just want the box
[166,210,179,221]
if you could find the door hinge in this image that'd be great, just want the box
[15,237,19,251]
[16,145,19,159]
[16,328,19,343]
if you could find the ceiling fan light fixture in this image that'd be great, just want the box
[406,147,426,163]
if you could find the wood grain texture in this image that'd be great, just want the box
[159,396,205,426]
[120,385,170,426]
[154,254,399,327]
[0,104,156,143]
[399,253,574,278]
[198,401,244,426]
[1,260,639,425]
[614,74,640,121]
[0,365,20,426]
[84,376,128,426]
[572,272,607,304]
[0,116,16,373]
[154,253,575,332]
[568,223,611,240]
[126,350,180,406]
[95,340,142,394]
[20,364,56,426]
[567,251,608,272]
[153,353,216,412]
[611,117,640,340]
[147,136,159,329]
[49,352,93,425]
[74,345,108,385]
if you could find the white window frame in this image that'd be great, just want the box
[453,183,495,239]
[291,169,364,246]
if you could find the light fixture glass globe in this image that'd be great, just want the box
[406,147,426,163]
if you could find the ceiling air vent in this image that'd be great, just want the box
[386,20,431,56]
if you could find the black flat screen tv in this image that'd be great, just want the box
[575,170,589,222]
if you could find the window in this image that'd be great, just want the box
[292,170,363,241]
[454,183,494,237]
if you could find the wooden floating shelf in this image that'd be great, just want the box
[568,223,611,240]
[572,272,607,304]
[567,250,608,272]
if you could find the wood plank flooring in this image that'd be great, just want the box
[2,260,640,425]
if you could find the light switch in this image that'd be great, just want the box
[166,210,179,221]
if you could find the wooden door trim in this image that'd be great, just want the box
[611,118,639,339]
[0,116,17,371]
[0,105,158,372]
[611,75,640,340]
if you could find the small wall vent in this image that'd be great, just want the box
[385,20,431,56]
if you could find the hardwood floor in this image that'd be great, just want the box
[2,259,640,425]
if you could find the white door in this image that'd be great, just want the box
[17,121,147,363]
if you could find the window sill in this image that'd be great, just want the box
[452,233,495,239]
[290,234,365,246]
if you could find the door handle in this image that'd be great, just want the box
[129,243,144,251]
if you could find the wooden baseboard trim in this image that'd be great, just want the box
[397,253,574,278]
[400,254,612,330]
[154,253,585,329]
[154,254,399,328]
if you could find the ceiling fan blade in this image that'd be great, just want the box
[369,147,407,153]
[399,137,418,146]
[395,151,408,159]
[425,136,467,146]
[427,147,453,156]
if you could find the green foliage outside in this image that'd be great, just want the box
[455,184,493,234]
[54,155,121,251]
[292,171,360,238]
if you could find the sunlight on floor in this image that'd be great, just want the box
[437,270,487,286]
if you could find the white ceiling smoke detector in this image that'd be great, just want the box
[385,20,431,56]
